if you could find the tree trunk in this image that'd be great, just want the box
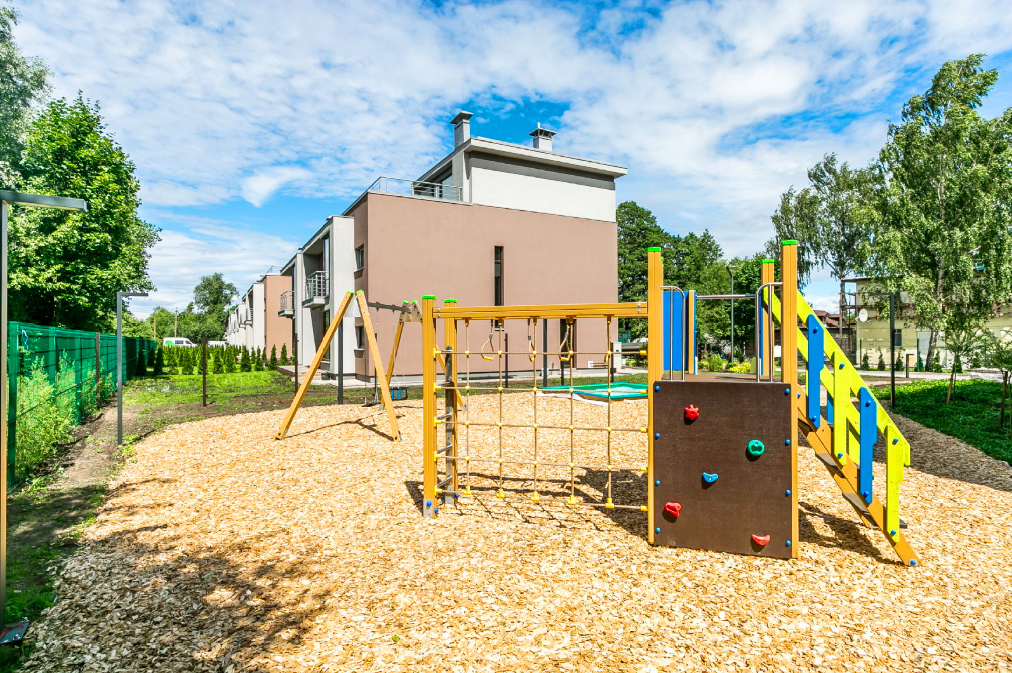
[925,329,938,371]
[838,279,846,344]
[1001,372,1009,428]
[946,363,956,404]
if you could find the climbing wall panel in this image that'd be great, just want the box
[652,381,796,559]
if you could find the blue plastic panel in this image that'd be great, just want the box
[858,387,877,504]
[663,290,687,372]
[806,314,824,428]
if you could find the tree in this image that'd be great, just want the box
[985,330,1012,432]
[134,348,146,377]
[939,326,988,403]
[153,346,164,376]
[269,345,278,368]
[771,154,878,339]
[10,95,159,330]
[280,343,289,366]
[191,273,236,340]
[874,55,1012,369]
[212,351,223,375]
[239,348,251,372]
[0,7,49,189]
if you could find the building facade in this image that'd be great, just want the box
[225,271,293,356]
[286,111,626,379]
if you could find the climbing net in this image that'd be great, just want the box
[422,301,651,519]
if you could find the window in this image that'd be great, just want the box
[494,246,504,306]
[355,245,365,271]
[355,325,365,350]
[892,328,903,348]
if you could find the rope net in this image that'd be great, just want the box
[433,315,649,518]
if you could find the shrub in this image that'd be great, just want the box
[240,348,251,372]
[916,352,924,372]
[894,354,903,371]
[212,351,223,374]
[15,359,73,483]
[954,356,963,374]
[280,343,289,366]
[153,347,165,376]
[181,348,194,375]
[877,350,886,371]
[270,345,278,369]
[861,352,870,370]
[134,348,147,377]
[728,361,752,374]
[225,349,237,373]
[700,354,725,372]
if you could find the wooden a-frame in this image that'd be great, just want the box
[276,290,401,441]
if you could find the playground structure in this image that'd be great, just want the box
[421,242,919,565]
[276,290,401,441]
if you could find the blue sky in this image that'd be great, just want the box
[13,0,1012,316]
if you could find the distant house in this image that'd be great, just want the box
[274,111,627,379]
[225,269,292,356]
[844,277,1012,367]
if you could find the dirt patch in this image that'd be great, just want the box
[17,398,1012,672]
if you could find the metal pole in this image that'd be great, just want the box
[117,294,123,446]
[729,272,735,363]
[1,201,8,628]
[889,293,896,410]
[95,332,101,406]
[542,319,548,388]
[293,334,299,391]
[504,331,509,389]
[201,336,207,407]
[337,320,344,405]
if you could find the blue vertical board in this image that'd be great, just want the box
[858,387,877,504]
[806,314,823,428]
[663,290,686,372]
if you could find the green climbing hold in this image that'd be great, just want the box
[747,439,765,457]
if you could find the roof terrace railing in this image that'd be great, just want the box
[367,177,463,202]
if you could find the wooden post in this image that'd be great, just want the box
[760,260,774,377]
[201,336,208,407]
[780,240,799,558]
[385,318,404,386]
[275,292,354,440]
[421,295,438,518]
[355,291,400,441]
[646,247,663,545]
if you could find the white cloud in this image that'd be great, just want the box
[12,0,1012,271]
[128,212,298,318]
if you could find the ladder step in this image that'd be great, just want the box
[839,491,878,528]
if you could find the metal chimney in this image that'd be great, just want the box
[451,111,473,147]
[530,123,556,151]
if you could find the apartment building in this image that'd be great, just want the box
[225,270,293,356]
[284,111,627,379]
[845,277,1012,367]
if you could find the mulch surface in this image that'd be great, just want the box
[20,395,1012,672]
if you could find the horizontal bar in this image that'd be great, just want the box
[0,189,87,211]
[451,421,646,433]
[434,302,647,319]
[449,490,647,511]
[443,456,646,472]
[695,294,756,300]
[366,300,410,313]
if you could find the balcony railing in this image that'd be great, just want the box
[279,290,294,315]
[367,177,463,202]
[305,271,328,301]
[242,307,253,325]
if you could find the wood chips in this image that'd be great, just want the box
[19,395,1012,672]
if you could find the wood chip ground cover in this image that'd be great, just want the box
[20,396,1012,672]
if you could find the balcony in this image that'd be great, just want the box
[279,290,294,317]
[241,307,253,325]
[303,271,329,309]
[367,177,462,203]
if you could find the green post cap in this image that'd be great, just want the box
[781,240,798,245]
[421,295,436,300]
[445,299,457,304]
[762,259,775,264]
[355,290,364,294]
[647,247,662,252]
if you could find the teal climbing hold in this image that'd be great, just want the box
[702,472,718,484]
[747,439,765,457]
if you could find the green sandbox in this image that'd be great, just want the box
[538,382,648,400]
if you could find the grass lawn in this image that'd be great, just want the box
[879,379,1012,464]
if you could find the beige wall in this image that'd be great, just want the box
[351,193,619,378]
[263,274,292,355]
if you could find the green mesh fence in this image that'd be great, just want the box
[6,322,157,489]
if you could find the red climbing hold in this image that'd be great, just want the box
[751,534,770,546]
[664,502,681,518]
[684,405,700,421]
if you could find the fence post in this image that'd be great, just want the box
[7,323,18,488]
[202,336,208,407]
[293,334,299,391]
[95,332,101,406]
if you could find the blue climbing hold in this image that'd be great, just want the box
[785,439,791,445]
[785,490,791,496]
[655,480,660,486]
[702,472,718,484]
[654,433,661,439]
[785,540,792,547]
[655,527,660,534]
[784,388,790,395]
[654,385,660,391]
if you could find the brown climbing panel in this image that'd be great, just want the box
[652,380,796,559]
